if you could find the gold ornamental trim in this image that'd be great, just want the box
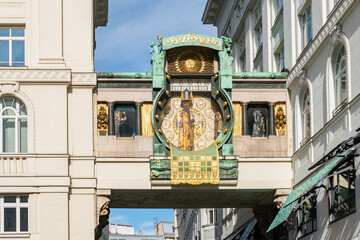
[163,34,222,48]
[170,142,220,185]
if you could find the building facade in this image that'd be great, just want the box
[0,0,108,239]
[202,0,360,239]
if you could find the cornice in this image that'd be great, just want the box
[287,0,355,87]
[0,69,71,83]
[71,73,96,86]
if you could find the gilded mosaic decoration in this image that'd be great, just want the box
[163,33,222,48]
[97,103,108,136]
[275,103,287,136]
[160,96,221,151]
[141,103,154,136]
[170,143,220,185]
[166,47,214,74]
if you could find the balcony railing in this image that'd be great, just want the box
[0,155,29,174]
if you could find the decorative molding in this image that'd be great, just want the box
[71,73,97,86]
[0,81,20,94]
[253,0,262,25]
[0,69,71,82]
[297,69,307,87]
[162,34,222,51]
[330,24,343,44]
[287,0,355,87]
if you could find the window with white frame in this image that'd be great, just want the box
[333,45,347,114]
[254,23,263,53]
[275,0,283,15]
[301,6,312,49]
[0,195,28,232]
[275,49,285,72]
[328,157,355,222]
[0,97,27,153]
[239,52,246,72]
[0,28,25,66]
[301,89,310,144]
[297,193,317,237]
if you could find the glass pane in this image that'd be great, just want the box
[4,208,16,232]
[3,108,15,116]
[20,208,28,232]
[114,105,136,137]
[340,59,346,70]
[4,98,14,107]
[4,195,16,203]
[0,40,9,65]
[12,29,24,37]
[20,196,28,203]
[3,118,15,152]
[19,119,27,153]
[307,16,312,43]
[19,105,27,115]
[12,40,25,65]
[0,29,10,37]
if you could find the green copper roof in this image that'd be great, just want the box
[266,148,351,232]
[97,72,152,79]
[162,34,223,51]
[232,72,288,79]
[97,72,287,79]
[240,219,257,240]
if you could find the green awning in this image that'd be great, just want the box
[266,149,351,232]
[239,219,257,240]
[225,226,245,240]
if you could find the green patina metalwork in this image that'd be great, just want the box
[97,82,152,88]
[232,72,288,79]
[162,34,223,51]
[150,158,238,180]
[150,34,238,181]
[151,39,166,89]
[233,83,286,89]
[96,71,287,80]
[97,72,152,79]
[267,149,351,232]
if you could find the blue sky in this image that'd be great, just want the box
[95,0,216,236]
[94,0,217,72]
[109,208,175,235]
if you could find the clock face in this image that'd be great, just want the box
[160,94,222,151]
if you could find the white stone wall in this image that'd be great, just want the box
[0,0,101,239]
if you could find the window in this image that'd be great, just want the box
[0,195,28,232]
[114,105,135,137]
[328,157,355,222]
[209,210,214,224]
[301,89,310,144]
[333,45,347,114]
[275,49,285,72]
[0,97,27,153]
[254,24,263,53]
[275,0,283,15]
[301,6,312,49]
[0,28,25,66]
[239,52,246,72]
[297,193,317,237]
[248,105,269,137]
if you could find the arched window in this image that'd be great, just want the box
[301,89,310,142]
[333,45,347,111]
[0,97,27,153]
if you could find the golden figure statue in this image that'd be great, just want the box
[214,111,223,138]
[178,110,194,151]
